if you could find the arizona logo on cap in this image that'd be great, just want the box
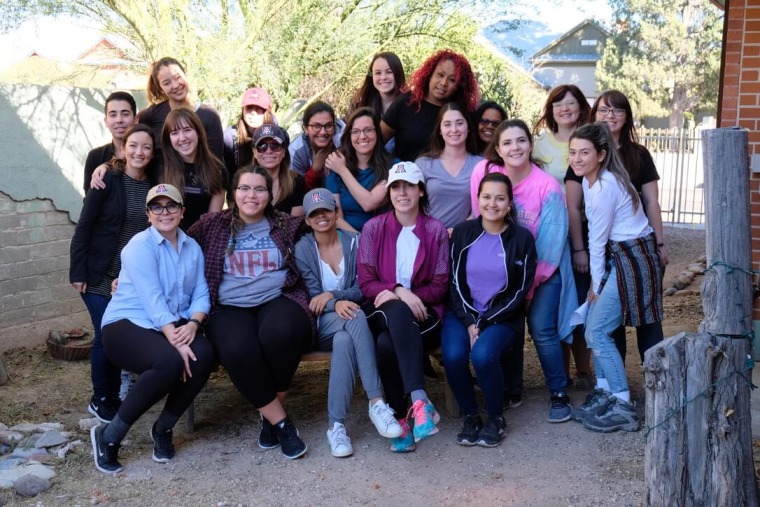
[394,164,406,173]
[156,184,168,193]
[312,192,324,203]
[260,125,274,136]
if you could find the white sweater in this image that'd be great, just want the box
[584,170,652,292]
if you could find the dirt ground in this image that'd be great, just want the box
[0,225,747,507]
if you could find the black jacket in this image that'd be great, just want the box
[449,217,537,332]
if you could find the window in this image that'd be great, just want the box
[581,39,598,46]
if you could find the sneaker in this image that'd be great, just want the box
[90,424,123,474]
[149,422,175,463]
[275,417,307,459]
[88,396,120,423]
[368,400,403,438]
[456,414,483,446]
[258,414,279,449]
[326,422,353,458]
[571,389,610,422]
[505,393,523,409]
[389,418,416,453]
[409,400,440,442]
[548,392,572,423]
[119,371,135,401]
[582,397,640,433]
[477,415,506,447]
[574,373,595,392]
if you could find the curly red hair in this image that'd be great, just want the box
[407,49,479,113]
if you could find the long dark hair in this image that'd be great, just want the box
[252,124,296,206]
[570,122,640,211]
[147,57,187,105]
[161,107,225,196]
[351,52,407,115]
[227,165,277,255]
[533,84,590,135]
[591,90,642,181]
[484,119,542,173]
[472,101,507,154]
[420,102,479,158]
[339,107,389,186]
[234,96,276,170]
[477,172,517,224]
[386,181,430,215]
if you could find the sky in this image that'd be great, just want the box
[0,0,614,71]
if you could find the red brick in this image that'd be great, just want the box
[740,57,760,68]
[741,69,759,82]
[740,82,760,94]
[745,21,760,34]
[744,45,760,57]
[740,94,758,106]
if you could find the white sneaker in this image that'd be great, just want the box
[368,400,403,438]
[326,422,353,458]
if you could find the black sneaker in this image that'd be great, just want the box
[505,393,523,409]
[88,396,120,423]
[477,415,506,447]
[275,417,307,459]
[548,391,572,423]
[90,424,123,474]
[150,423,175,463]
[582,397,640,433]
[571,389,610,422]
[258,414,280,449]
[456,414,483,446]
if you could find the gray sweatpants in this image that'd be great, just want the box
[314,310,384,425]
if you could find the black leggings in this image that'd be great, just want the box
[102,319,215,425]
[365,300,441,416]
[206,297,313,408]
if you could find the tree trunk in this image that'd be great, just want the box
[643,128,758,506]
[0,353,9,386]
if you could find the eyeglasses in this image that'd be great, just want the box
[148,202,181,215]
[479,118,501,128]
[255,142,284,154]
[350,127,376,137]
[597,107,626,117]
[552,100,578,109]
[236,185,269,195]
[307,122,335,132]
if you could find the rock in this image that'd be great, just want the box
[14,474,51,497]
[677,274,693,286]
[679,271,695,281]
[0,468,20,488]
[38,423,64,432]
[663,287,678,296]
[35,430,67,448]
[28,454,54,464]
[79,418,99,431]
[672,279,687,290]
[0,423,7,430]
[686,264,704,274]
[0,458,26,470]
[56,440,81,459]
[11,447,47,459]
[10,424,39,433]
[673,289,692,297]
[0,431,23,445]
[18,463,56,480]
[0,444,9,455]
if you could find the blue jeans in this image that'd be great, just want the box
[442,312,519,418]
[584,266,629,394]
[81,292,120,400]
[527,270,567,393]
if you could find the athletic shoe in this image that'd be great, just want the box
[477,415,506,447]
[368,400,403,438]
[583,397,640,433]
[119,371,135,401]
[547,392,572,423]
[149,422,175,463]
[574,373,595,392]
[326,422,353,458]
[275,417,307,459]
[456,414,483,446]
[90,424,123,474]
[88,396,120,423]
[505,393,523,409]
[571,389,610,423]
[258,414,279,449]
[409,399,440,442]
[389,418,416,453]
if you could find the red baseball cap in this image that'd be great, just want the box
[241,88,272,109]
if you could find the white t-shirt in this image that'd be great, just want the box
[395,226,420,289]
[320,257,345,292]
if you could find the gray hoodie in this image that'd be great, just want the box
[294,230,362,312]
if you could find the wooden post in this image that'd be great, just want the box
[0,353,9,386]
[643,128,758,506]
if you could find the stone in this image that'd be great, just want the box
[28,454,54,464]
[11,447,47,459]
[663,287,678,297]
[679,271,695,281]
[0,423,7,430]
[79,418,99,431]
[18,463,56,480]
[0,431,23,445]
[56,440,81,459]
[35,430,67,448]
[672,279,687,290]
[686,264,705,274]
[10,423,40,433]
[14,474,52,497]
[677,274,693,286]
[0,458,25,470]
[673,289,692,297]
[0,468,20,488]
[0,444,9,455]
[38,423,64,432]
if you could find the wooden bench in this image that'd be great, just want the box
[184,348,458,433]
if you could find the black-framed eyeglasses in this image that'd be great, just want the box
[552,100,579,109]
[236,185,269,195]
[350,127,376,137]
[147,202,182,215]
[479,118,501,128]
[597,107,626,117]
[255,142,285,154]
[307,122,335,132]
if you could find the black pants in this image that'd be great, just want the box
[102,319,215,425]
[612,322,664,364]
[206,297,313,408]
[365,300,441,416]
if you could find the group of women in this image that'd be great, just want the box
[71,48,667,473]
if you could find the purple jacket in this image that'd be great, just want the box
[357,211,450,320]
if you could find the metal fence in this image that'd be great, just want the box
[639,127,705,226]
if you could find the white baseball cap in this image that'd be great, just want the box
[385,161,425,187]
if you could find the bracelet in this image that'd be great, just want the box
[572,248,585,253]
[657,243,665,248]
[188,318,202,328]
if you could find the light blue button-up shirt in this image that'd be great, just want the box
[102,226,210,331]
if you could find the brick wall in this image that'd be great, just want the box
[0,192,88,351]
[719,0,760,323]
